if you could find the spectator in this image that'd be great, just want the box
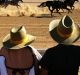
[39,15,80,75]
[0,26,42,75]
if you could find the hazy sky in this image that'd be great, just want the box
[23,0,47,2]
[23,0,80,2]
[23,0,64,2]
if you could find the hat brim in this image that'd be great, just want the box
[49,19,80,44]
[3,34,36,49]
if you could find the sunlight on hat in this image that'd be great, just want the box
[49,15,80,44]
[3,26,36,49]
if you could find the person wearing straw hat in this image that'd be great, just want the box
[39,15,80,75]
[0,26,42,75]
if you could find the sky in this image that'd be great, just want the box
[23,0,80,2]
[23,0,65,2]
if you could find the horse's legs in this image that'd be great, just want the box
[3,3,8,8]
[66,7,72,13]
[13,4,20,8]
[71,6,75,10]
[19,0,23,3]
[51,10,53,17]
[61,8,64,12]
[48,6,53,17]
[56,8,62,15]
[13,2,20,8]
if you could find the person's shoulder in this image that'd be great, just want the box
[69,44,80,48]
[68,45,80,52]
[45,45,58,54]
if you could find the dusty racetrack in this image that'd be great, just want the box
[0,2,80,50]
[0,9,80,50]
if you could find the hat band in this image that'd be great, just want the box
[57,28,71,39]
[10,37,28,45]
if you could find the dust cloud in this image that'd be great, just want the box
[0,3,49,16]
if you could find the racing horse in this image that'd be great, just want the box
[0,0,23,8]
[65,0,79,10]
[38,1,72,17]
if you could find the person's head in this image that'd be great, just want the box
[49,15,80,45]
[3,26,36,49]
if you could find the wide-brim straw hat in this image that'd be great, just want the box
[49,15,80,44]
[3,26,36,49]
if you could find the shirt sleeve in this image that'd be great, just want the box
[28,45,42,61]
[0,56,8,75]
[29,66,35,75]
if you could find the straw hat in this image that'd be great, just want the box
[49,15,80,44]
[3,26,36,49]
